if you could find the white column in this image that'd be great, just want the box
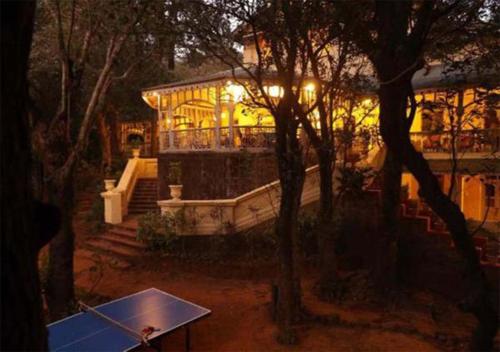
[157,94,166,152]
[215,86,221,149]
[168,94,174,149]
[101,190,122,224]
[228,102,235,148]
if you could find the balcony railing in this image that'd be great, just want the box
[160,126,499,155]
[410,129,499,154]
[160,125,276,152]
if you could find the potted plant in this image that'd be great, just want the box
[168,161,183,200]
[130,139,142,158]
[104,179,116,192]
[104,166,116,191]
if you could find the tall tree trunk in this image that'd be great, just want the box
[46,172,76,320]
[378,83,497,350]
[274,111,304,344]
[316,148,338,293]
[105,103,121,158]
[1,1,52,349]
[97,112,112,174]
[375,150,402,289]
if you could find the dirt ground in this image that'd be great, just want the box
[66,217,498,352]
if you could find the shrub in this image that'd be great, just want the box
[297,214,320,258]
[137,211,179,252]
[84,183,106,232]
[336,166,374,198]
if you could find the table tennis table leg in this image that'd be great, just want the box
[185,325,190,352]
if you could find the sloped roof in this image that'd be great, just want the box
[142,63,499,94]
[411,64,499,90]
[142,67,279,93]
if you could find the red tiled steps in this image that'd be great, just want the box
[86,238,143,259]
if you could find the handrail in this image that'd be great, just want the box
[102,157,158,223]
[410,128,499,153]
[409,128,498,135]
[114,158,140,216]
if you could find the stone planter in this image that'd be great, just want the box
[132,148,140,158]
[104,179,116,191]
[169,185,183,201]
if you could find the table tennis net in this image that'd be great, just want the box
[78,301,149,345]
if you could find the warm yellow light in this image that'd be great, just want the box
[304,83,315,92]
[226,82,245,102]
[362,98,372,107]
[268,85,283,98]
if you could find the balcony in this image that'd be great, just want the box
[159,126,499,161]
[159,125,276,152]
[410,129,499,155]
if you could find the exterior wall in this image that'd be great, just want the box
[484,176,500,223]
[461,175,484,221]
[402,173,419,200]
[119,120,155,156]
[158,151,278,200]
[403,172,500,224]
[411,88,499,133]
[243,42,258,64]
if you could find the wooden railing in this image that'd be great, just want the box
[159,125,277,152]
[410,129,499,154]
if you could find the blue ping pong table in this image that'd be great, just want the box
[47,288,211,351]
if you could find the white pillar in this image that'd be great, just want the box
[157,95,166,152]
[228,102,235,148]
[168,94,174,149]
[215,86,221,149]
[101,190,122,224]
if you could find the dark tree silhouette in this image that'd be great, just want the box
[1,1,59,349]
[340,1,498,349]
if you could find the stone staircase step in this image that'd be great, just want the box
[98,233,145,250]
[128,208,157,213]
[114,221,139,232]
[130,197,157,202]
[86,238,143,258]
[129,209,159,215]
[127,178,158,215]
[132,191,157,195]
[131,194,157,199]
[129,201,157,205]
[108,227,137,240]
[129,202,158,208]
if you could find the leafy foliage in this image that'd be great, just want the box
[167,161,182,184]
[336,166,374,198]
[137,211,180,252]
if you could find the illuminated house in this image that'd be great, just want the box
[102,37,499,233]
